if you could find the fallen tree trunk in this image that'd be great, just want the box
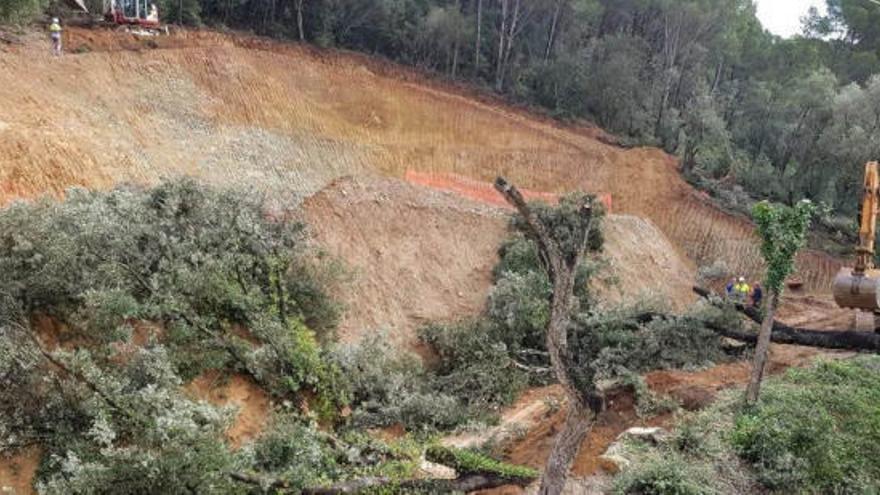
[693,286,880,352]
[232,472,534,494]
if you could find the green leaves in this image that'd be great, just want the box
[751,200,815,295]
[0,180,351,491]
[731,357,880,492]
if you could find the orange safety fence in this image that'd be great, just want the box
[404,170,612,213]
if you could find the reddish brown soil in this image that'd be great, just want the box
[502,387,672,478]
[0,447,40,495]
[185,371,271,449]
[404,170,614,212]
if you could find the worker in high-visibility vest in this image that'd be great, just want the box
[733,277,751,304]
[49,18,62,56]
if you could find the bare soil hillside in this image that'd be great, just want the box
[0,27,839,292]
[302,176,695,345]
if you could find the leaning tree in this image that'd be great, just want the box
[494,177,602,495]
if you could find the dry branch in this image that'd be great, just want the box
[692,286,880,352]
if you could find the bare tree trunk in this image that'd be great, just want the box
[746,291,778,404]
[494,177,597,495]
[475,0,483,74]
[545,0,561,61]
[451,0,461,78]
[495,0,508,91]
[296,0,305,41]
[539,407,593,495]
[693,286,880,351]
[710,57,724,94]
[501,0,521,81]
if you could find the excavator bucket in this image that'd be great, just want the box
[833,268,880,310]
[64,0,89,12]
[833,161,880,312]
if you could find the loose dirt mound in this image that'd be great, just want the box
[302,176,506,345]
[303,176,696,345]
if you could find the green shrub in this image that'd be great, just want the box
[0,181,353,492]
[0,180,345,404]
[612,453,715,495]
[420,320,529,409]
[612,357,880,494]
[731,357,880,492]
[426,445,538,480]
[332,333,468,431]
[244,414,341,490]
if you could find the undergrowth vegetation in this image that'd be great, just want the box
[0,180,427,493]
[0,179,546,493]
[612,357,880,494]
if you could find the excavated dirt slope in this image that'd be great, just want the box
[302,176,695,345]
[0,28,839,294]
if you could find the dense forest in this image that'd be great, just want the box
[3,1,880,218]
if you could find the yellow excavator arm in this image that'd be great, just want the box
[855,161,880,274]
[63,0,89,12]
[833,161,880,311]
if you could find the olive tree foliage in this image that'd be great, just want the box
[472,193,738,389]
[746,200,816,404]
[0,300,243,494]
[332,333,471,431]
[0,180,343,390]
[0,180,356,492]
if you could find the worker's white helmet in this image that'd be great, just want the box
[738,276,745,283]
[52,18,59,23]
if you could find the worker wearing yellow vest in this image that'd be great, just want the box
[49,18,62,56]
[733,277,751,304]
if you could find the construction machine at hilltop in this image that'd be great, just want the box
[833,161,880,329]
[103,0,161,29]
[64,0,89,12]
[63,0,161,29]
